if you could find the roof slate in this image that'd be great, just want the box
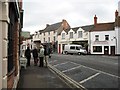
[91,22,114,32]
[42,22,62,33]
[81,25,94,31]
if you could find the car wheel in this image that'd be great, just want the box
[78,52,81,55]
[65,51,68,54]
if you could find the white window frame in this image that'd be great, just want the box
[95,35,99,41]
[62,33,65,39]
[69,32,73,39]
[78,31,82,38]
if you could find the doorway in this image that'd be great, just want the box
[104,46,109,55]
[110,46,115,56]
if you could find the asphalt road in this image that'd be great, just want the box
[48,54,119,89]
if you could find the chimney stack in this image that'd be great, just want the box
[94,15,97,26]
[46,24,49,27]
[115,10,118,18]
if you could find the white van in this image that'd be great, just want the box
[63,44,87,55]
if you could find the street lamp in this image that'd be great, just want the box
[113,36,117,54]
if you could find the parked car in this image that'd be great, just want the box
[63,44,87,55]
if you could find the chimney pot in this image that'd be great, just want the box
[115,10,118,18]
[94,15,97,25]
[46,24,49,27]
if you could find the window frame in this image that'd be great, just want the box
[69,32,73,39]
[95,35,99,41]
[62,33,65,39]
[93,46,102,52]
[70,46,75,50]
[78,31,82,38]
[105,35,109,41]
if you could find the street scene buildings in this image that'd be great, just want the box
[0,0,120,90]
[31,9,120,56]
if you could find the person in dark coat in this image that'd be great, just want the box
[25,46,31,66]
[44,45,49,67]
[32,46,38,66]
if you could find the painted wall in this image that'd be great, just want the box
[115,27,120,54]
[0,1,9,89]
[0,2,3,89]
[90,30,116,54]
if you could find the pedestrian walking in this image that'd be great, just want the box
[39,45,45,67]
[32,46,38,66]
[25,46,31,66]
[44,45,49,67]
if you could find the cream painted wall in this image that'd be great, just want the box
[0,2,3,89]
[0,1,9,89]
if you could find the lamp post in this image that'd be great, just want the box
[113,36,117,54]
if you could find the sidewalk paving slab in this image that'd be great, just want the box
[17,61,71,89]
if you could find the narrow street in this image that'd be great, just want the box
[48,54,119,88]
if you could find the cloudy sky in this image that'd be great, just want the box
[23,0,119,34]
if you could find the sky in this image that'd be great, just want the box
[22,0,119,34]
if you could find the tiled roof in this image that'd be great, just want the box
[42,22,62,33]
[81,25,94,31]
[72,27,80,33]
[90,22,114,32]
[63,28,70,34]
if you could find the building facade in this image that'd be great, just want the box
[33,19,70,52]
[89,11,120,55]
[0,0,23,89]
[58,26,92,54]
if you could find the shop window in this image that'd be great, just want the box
[93,46,102,52]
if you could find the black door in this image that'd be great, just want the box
[104,46,109,55]
[111,46,115,56]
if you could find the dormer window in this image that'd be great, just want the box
[48,32,50,35]
[78,31,82,38]
[70,32,73,39]
[62,33,65,39]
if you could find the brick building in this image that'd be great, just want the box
[0,0,23,89]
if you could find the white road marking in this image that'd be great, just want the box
[79,73,100,84]
[53,62,69,67]
[70,62,120,79]
[62,66,81,73]
[49,60,57,63]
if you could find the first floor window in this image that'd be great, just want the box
[78,31,82,38]
[54,36,56,41]
[95,35,99,41]
[105,35,109,41]
[93,46,102,52]
[48,37,50,42]
[62,33,65,39]
[70,32,73,39]
[44,38,45,42]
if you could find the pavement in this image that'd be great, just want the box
[16,60,71,89]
